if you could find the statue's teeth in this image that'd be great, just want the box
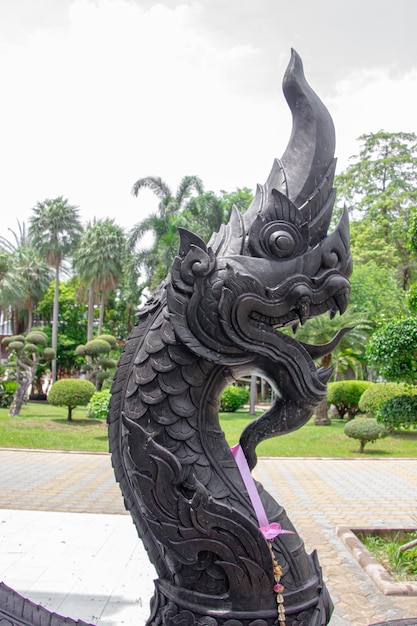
[335,292,349,315]
[297,296,310,325]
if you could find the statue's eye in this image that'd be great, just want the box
[249,219,309,260]
[265,224,298,258]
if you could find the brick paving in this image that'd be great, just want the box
[255,458,417,625]
[1,448,417,625]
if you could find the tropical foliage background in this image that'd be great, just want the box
[1,130,417,406]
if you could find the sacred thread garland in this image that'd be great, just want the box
[230,444,293,625]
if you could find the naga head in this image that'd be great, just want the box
[167,49,352,409]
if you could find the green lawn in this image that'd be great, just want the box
[1,403,416,457]
[0,404,109,452]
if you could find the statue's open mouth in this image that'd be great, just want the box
[248,274,350,329]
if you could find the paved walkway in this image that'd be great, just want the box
[0,448,417,625]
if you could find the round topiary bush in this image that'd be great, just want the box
[344,417,387,453]
[7,341,24,351]
[376,395,417,431]
[87,389,111,419]
[327,380,373,420]
[48,378,96,420]
[358,382,417,415]
[220,385,250,412]
[23,343,38,354]
[25,331,48,346]
[97,334,118,349]
[2,335,25,346]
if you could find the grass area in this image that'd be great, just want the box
[0,403,108,452]
[221,410,417,458]
[1,403,417,457]
[359,532,417,581]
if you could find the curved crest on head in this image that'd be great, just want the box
[209,49,338,257]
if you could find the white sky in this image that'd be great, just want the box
[1,0,417,238]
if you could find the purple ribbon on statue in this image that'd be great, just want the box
[230,443,293,541]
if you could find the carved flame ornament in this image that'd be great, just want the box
[107,49,351,626]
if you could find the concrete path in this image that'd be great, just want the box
[0,448,416,625]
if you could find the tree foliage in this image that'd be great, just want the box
[87,389,111,419]
[327,380,373,420]
[376,395,417,431]
[220,385,250,412]
[35,278,88,375]
[1,330,55,416]
[349,262,407,326]
[0,222,51,333]
[130,175,204,288]
[29,197,83,382]
[366,318,417,383]
[129,176,253,291]
[74,218,125,339]
[291,305,373,380]
[48,378,96,420]
[75,334,118,389]
[336,131,417,289]
[344,417,387,453]
[359,382,417,415]
[187,187,253,243]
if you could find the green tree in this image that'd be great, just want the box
[74,218,125,339]
[0,222,51,333]
[344,418,387,453]
[186,187,253,243]
[366,317,417,383]
[336,131,417,289]
[292,306,373,380]
[48,378,96,421]
[327,380,373,420]
[75,334,118,390]
[29,197,83,382]
[0,251,8,280]
[349,262,408,326]
[1,330,55,416]
[130,175,204,287]
[102,264,145,338]
[35,278,88,376]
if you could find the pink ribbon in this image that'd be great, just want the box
[230,443,293,541]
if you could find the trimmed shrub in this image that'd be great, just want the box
[75,339,110,357]
[376,395,417,431]
[75,334,118,390]
[25,331,48,346]
[23,343,38,354]
[359,382,417,415]
[1,335,25,346]
[344,417,388,453]
[87,389,111,420]
[0,381,19,408]
[220,385,250,412]
[97,334,118,349]
[327,381,373,420]
[48,378,96,421]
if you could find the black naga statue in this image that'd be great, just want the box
[107,49,352,626]
[0,50,351,626]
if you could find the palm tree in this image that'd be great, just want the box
[130,175,204,284]
[0,222,51,333]
[29,197,83,381]
[186,188,254,242]
[288,306,373,424]
[292,305,372,376]
[73,218,125,339]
